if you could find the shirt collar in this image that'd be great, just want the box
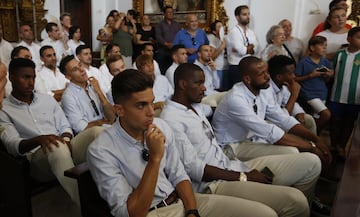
[270,79,281,93]
[9,92,38,105]
[114,118,146,147]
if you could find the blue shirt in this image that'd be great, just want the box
[160,100,251,192]
[295,56,331,101]
[87,118,190,217]
[61,82,104,134]
[212,82,299,145]
[173,29,209,63]
[0,93,73,156]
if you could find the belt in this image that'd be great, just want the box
[149,191,178,211]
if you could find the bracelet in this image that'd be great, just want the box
[186,209,201,217]
[309,141,316,152]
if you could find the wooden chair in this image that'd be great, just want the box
[64,162,113,217]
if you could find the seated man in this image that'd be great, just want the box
[160,63,323,216]
[268,55,317,134]
[60,55,116,134]
[212,56,332,166]
[99,43,122,92]
[132,43,161,76]
[87,69,255,217]
[105,54,126,104]
[0,58,103,206]
[38,45,69,101]
[135,54,173,111]
[165,44,188,88]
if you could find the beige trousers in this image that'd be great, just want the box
[28,126,104,206]
[148,193,280,217]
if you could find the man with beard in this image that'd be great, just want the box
[226,5,260,90]
[212,56,332,169]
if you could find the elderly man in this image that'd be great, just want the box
[17,24,42,69]
[173,14,209,63]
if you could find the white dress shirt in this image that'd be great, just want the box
[153,74,174,102]
[18,40,42,69]
[212,82,298,146]
[0,38,13,67]
[226,25,260,65]
[37,66,69,95]
[160,100,251,192]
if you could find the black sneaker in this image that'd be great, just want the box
[311,198,331,217]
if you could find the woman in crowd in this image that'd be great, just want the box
[260,25,293,62]
[97,14,116,63]
[134,14,156,60]
[67,25,85,55]
[317,6,349,60]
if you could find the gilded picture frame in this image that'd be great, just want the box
[133,0,228,29]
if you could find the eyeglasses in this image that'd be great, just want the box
[85,88,100,116]
[253,99,258,114]
[202,120,215,142]
[142,149,150,161]
[191,37,197,46]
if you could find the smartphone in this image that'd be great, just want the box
[317,66,329,72]
[261,166,274,178]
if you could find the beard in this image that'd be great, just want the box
[251,80,270,90]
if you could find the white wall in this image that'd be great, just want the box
[42,0,333,51]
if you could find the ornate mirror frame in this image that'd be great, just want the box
[133,0,228,29]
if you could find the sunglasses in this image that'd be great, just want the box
[191,37,197,46]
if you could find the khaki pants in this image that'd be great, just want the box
[28,126,104,206]
[148,193,279,217]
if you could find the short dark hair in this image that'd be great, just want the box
[171,44,185,55]
[69,25,80,40]
[76,44,91,55]
[11,46,30,60]
[268,55,295,78]
[234,5,249,16]
[239,56,263,77]
[348,26,360,37]
[308,35,327,50]
[59,55,75,75]
[105,43,121,55]
[209,20,222,33]
[45,22,58,33]
[173,63,203,89]
[111,69,154,104]
[164,6,173,13]
[141,43,154,52]
[106,54,123,70]
[39,45,54,57]
[8,58,35,76]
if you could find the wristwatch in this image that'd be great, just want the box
[63,137,71,142]
[309,141,316,152]
[239,172,247,182]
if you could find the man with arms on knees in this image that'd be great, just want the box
[268,55,317,134]
[212,56,332,167]
[0,58,103,206]
[161,63,325,217]
[60,55,115,134]
[87,69,253,217]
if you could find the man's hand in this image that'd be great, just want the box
[37,135,63,154]
[295,113,305,124]
[187,48,196,55]
[314,139,333,167]
[88,77,102,94]
[284,80,301,98]
[246,169,273,184]
[246,44,255,55]
[146,124,165,162]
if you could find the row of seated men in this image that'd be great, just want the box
[0,44,333,216]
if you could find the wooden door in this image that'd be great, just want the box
[60,0,92,48]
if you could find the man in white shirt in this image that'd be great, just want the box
[99,43,121,92]
[268,55,316,134]
[38,45,69,101]
[60,12,72,42]
[18,24,42,69]
[226,5,259,90]
[212,56,332,168]
[133,43,161,76]
[41,22,71,66]
[135,54,173,111]
[76,45,108,95]
[165,44,188,88]
[0,24,13,67]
